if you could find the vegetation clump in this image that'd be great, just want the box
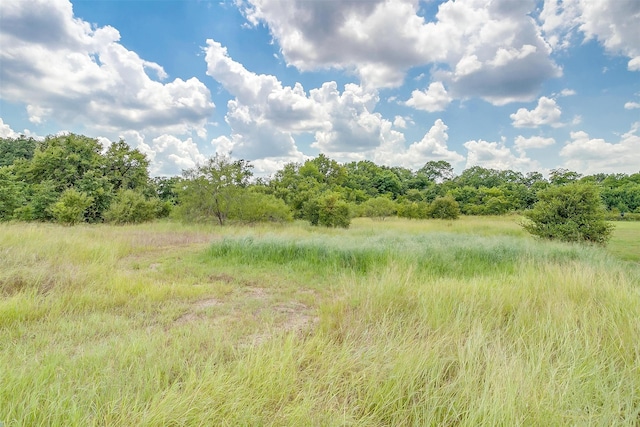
[522,182,614,245]
[2,133,639,227]
[428,195,460,219]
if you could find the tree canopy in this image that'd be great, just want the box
[1,133,638,232]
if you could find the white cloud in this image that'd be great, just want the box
[26,104,52,124]
[393,116,407,129]
[514,135,556,153]
[204,39,405,162]
[251,153,309,178]
[122,131,207,176]
[0,0,214,137]
[310,82,385,153]
[464,139,542,172]
[0,118,20,139]
[540,0,640,71]
[624,102,640,110]
[510,96,563,128]
[560,123,640,174]
[558,89,576,97]
[405,82,452,112]
[240,0,561,103]
[571,115,583,126]
[0,118,43,140]
[374,119,464,169]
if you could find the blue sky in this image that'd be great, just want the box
[1,0,639,177]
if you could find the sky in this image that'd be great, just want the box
[0,0,639,178]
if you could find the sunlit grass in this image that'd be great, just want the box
[1,218,639,425]
[608,221,640,263]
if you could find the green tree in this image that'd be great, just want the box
[373,169,403,198]
[417,160,454,184]
[396,200,429,219]
[13,180,58,221]
[151,176,182,204]
[28,134,104,191]
[176,154,253,225]
[104,189,160,224]
[428,195,460,219]
[522,182,613,245]
[455,166,504,189]
[104,140,150,192]
[549,168,582,185]
[361,196,397,220]
[0,166,28,220]
[343,160,385,197]
[0,136,37,167]
[304,192,351,228]
[51,188,94,225]
[227,190,293,224]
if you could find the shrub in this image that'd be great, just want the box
[104,190,159,224]
[396,201,429,219]
[360,196,397,220]
[428,195,460,219]
[227,191,293,223]
[522,182,613,245]
[50,188,93,225]
[305,192,351,228]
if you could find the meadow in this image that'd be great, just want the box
[1,217,639,426]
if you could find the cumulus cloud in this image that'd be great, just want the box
[540,0,640,71]
[560,123,640,174]
[0,118,20,139]
[0,0,214,137]
[239,0,561,103]
[558,89,576,97]
[0,117,43,140]
[514,135,556,153]
[204,39,404,162]
[135,133,208,176]
[393,116,408,129]
[204,39,324,159]
[624,102,640,110]
[510,97,563,128]
[464,138,542,172]
[405,82,452,112]
[310,83,387,153]
[373,119,464,170]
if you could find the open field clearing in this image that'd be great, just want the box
[1,218,639,425]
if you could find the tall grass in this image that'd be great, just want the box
[1,219,639,425]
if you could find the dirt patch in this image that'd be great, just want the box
[193,298,221,309]
[0,276,30,296]
[274,302,319,333]
[174,288,319,345]
[174,297,223,324]
[208,273,235,284]
[244,286,269,299]
[245,301,319,346]
[124,231,216,250]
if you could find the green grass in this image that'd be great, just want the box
[1,218,639,425]
[608,221,640,263]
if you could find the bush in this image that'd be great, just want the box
[522,183,613,245]
[51,188,93,225]
[104,190,160,224]
[227,191,293,223]
[396,201,429,219]
[428,195,460,219]
[304,192,351,228]
[360,196,397,220]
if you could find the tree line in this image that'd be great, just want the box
[1,134,638,235]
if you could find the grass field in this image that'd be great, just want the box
[1,217,639,425]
